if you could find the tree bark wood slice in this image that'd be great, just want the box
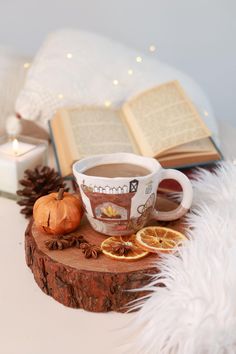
[25,195,187,312]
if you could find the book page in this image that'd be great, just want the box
[159,138,215,157]
[65,107,135,158]
[158,149,220,169]
[50,111,75,177]
[122,81,211,157]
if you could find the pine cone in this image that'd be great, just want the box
[17,165,69,218]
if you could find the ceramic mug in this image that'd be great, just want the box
[73,153,193,236]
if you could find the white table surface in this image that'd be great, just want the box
[0,121,236,354]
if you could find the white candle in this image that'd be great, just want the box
[0,139,36,156]
[0,137,47,195]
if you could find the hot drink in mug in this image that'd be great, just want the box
[73,153,193,236]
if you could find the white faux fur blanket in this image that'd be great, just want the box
[125,162,236,354]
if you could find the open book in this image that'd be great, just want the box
[49,80,222,177]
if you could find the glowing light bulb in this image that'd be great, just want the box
[149,45,156,52]
[66,53,73,59]
[128,69,133,75]
[113,79,119,86]
[23,62,30,69]
[204,110,209,116]
[12,138,19,155]
[136,56,142,63]
[104,100,111,107]
[58,94,64,99]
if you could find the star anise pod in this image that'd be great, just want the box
[60,233,88,248]
[45,238,71,250]
[80,243,102,259]
[112,243,133,256]
[45,234,88,251]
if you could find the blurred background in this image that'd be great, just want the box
[0,0,235,126]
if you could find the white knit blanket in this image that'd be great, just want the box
[125,162,236,354]
[15,29,218,138]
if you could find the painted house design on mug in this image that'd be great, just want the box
[81,179,139,222]
[128,193,156,230]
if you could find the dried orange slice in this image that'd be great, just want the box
[136,226,187,254]
[101,235,149,261]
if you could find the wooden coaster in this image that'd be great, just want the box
[25,195,187,313]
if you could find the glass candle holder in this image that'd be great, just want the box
[0,135,48,199]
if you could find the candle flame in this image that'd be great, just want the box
[12,138,19,155]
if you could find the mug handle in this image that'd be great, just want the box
[152,169,193,221]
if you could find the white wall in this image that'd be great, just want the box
[0,0,235,125]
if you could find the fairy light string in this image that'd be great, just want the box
[34,43,211,116]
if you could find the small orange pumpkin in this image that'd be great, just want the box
[33,188,83,235]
